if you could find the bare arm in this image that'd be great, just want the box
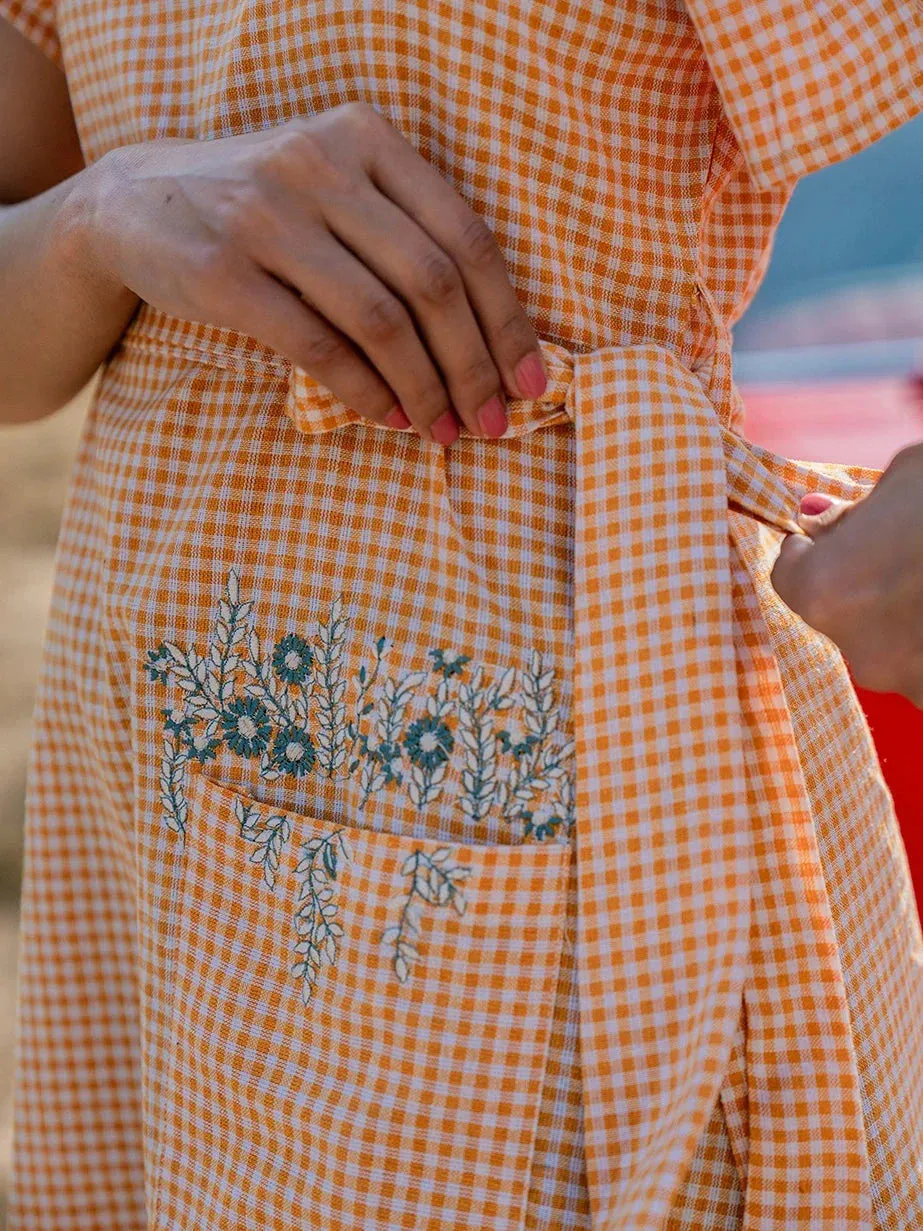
[0,18,141,423]
[1,18,548,438]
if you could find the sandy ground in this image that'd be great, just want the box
[0,383,91,1219]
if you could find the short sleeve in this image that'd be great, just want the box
[0,0,61,69]
[684,0,923,191]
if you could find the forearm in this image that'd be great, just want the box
[0,159,140,425]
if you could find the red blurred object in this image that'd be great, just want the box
[742,374,923,905]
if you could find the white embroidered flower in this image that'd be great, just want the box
[285,739,308,762]
[237,715,258,740]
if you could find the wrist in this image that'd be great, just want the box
[50,150,139,309]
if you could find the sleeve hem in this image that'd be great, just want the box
[0,4,63,71]
[685,0,923,193]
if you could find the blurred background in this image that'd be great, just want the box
[0,114,921,1218]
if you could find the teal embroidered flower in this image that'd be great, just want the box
[273,634,314,685]
[145,643,173,684]
[429,648,471,679]
[403,714,454,770]
[272,726,316,777]
[497,729,540,759]
[161,704,191,735]
[221,697,272,758]
[184,731,221,764]
[524,813,567,842]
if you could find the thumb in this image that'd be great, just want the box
[770,531,819,620]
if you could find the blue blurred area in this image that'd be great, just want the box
[735,113,923,349]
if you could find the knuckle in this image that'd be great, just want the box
[270,122,360,194]
[411,249,462,306]
[357,292,410,344]
[186,240,234,289]
[336,99,381,131]
[890,440,923,474]
[406,377,450,424]
[215,185,274,243]
[494,307,534,350]
[453,352,498,398]
[456,213,501,268]
[296,329,348,371]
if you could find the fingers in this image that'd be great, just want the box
[216,262,401,426]
[359,108,547,404]
[770,533,825,628]
[320,183,510,439]
[796,493,855,537]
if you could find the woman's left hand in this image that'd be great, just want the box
[771,441,923,707]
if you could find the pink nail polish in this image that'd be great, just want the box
[430,410,460,446]
[800,493,833,516]
[385,405,412,430]
[477,395,508,437]
[514,351,548,399]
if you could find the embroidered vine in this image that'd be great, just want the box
[381,847,472,984]
[233,795,293,892]
[292,829,353,1002]
[145,569,575,845]
[145,569,574,993]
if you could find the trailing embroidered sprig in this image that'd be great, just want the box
[291,829,353,1002]
[457,664,516,823]
[381,847,472,984]
[314,597,349,777]
[159,731,189,836]
[234,795,293,891]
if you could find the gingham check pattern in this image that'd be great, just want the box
[5,0,923,1227]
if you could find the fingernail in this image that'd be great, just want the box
[800,493,833,516]
[430,410,460,446]
[385,405,412,430]
[477,395,508,437]
[514,351,548,399]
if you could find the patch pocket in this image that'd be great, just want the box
[150,767,572,1231]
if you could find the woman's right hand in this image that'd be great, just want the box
[77,102,549,443]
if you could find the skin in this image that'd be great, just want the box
[772,441,923,708]
[0,17,548,440]
[6,19,921,703]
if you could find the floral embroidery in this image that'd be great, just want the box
[381,847,472,984]
[148,569,575,844]
[292,829,352,1002]
[272,633,314,685]
[221,696,272,758]
[271,726,316,777]
[148,570,574,993]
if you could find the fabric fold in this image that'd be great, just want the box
[286,337,877,1227]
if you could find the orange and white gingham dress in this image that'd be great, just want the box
[4,0,923,1227]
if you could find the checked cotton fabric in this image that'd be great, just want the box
[4,0,923,1228]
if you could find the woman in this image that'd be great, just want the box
[1,1,921,1227]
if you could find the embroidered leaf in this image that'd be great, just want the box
[292,829,353,1002]
[382,846,472,983]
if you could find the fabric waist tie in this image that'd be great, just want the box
[286,336,878,1230]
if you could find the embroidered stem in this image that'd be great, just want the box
[292,828,353,1002]
[381,846,472,983]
